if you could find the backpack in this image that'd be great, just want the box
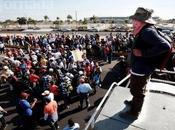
[16,101,24,115]
[155,27,173,70]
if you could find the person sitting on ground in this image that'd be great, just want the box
[63,118,80,130]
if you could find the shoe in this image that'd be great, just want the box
[124,100,133,106]
[119,110,139,120]
[78,104,83,109]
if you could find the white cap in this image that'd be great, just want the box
[3,66,9,70]
[79,71,84,75]
[49,68,54,72]
[42,90,50,96]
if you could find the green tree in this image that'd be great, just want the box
[124,20,129,24]
[67,14,72,24]
[44,15,49,21]
[17,17,27,25]
[90,15,97,23]
[78,19,82,24]
[2,19,15,28]
[59,20,63,24]
[67,14,72,21]
[56,17,60,21]
[28,17,36,25]
[53,17,62,28]
[82,18,88,24]
[4,19,15,25]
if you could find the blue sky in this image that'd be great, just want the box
[0,0,174,21]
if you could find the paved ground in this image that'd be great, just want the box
[0,59,123,130]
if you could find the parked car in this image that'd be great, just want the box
[61,28,72,32]
[88,28,99,32]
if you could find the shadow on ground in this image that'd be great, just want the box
[102,61,127,89]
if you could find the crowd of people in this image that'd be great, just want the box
[0,32,134,130]
[0,30,174,129]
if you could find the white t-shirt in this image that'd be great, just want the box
[45,92,54,101]
[53,51,61,59]
[63,123,80,130]
[0,42,4,48]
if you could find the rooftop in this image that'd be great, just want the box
[94,81,175,130]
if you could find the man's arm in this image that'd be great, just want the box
[140,27,171,57]
[30,98,37,108]
[0,106,7,113]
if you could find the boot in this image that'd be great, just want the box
[124,100,133,106]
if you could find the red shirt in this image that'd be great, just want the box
[44,100,58,115]
[29,74,40,83]
[49,85,59,96]
[84,66,91,77]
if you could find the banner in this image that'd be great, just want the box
[71,49,84,62]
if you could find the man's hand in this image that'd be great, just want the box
[33,98,38,102]
[133,49,142,56]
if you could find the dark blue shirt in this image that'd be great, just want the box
[131,25,171,75]
[20,99,32,116]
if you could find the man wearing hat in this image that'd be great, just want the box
[42,90,54,101]
[77,77,92,109]
[18,92,37,129]
[1,66,14,78]
[119,7,171,119]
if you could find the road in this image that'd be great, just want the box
[0,31,126,37]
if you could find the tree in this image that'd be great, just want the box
[79,19,82,24]
[56,17,60,21]
[53,17,62,28]
[53,21,60,29]
[17,17,27,26]
[67,14,72,20]
[67,14,72,23]
[90,15,97,23]
[124,20,129,24]
[59,20,63,24]
[27,17,36,26]
[82,18,88,24]
[4,19,15,25]
[44,15,49,21]
[2,19,16,28]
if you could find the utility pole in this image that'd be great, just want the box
[75,10,78,34]
[173,19,175,30]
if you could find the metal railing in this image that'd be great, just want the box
[153,69,175,85]
[155,69,175,74]
[151,78,175,85]
[84,69,175,130]
[84,74,131,130]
